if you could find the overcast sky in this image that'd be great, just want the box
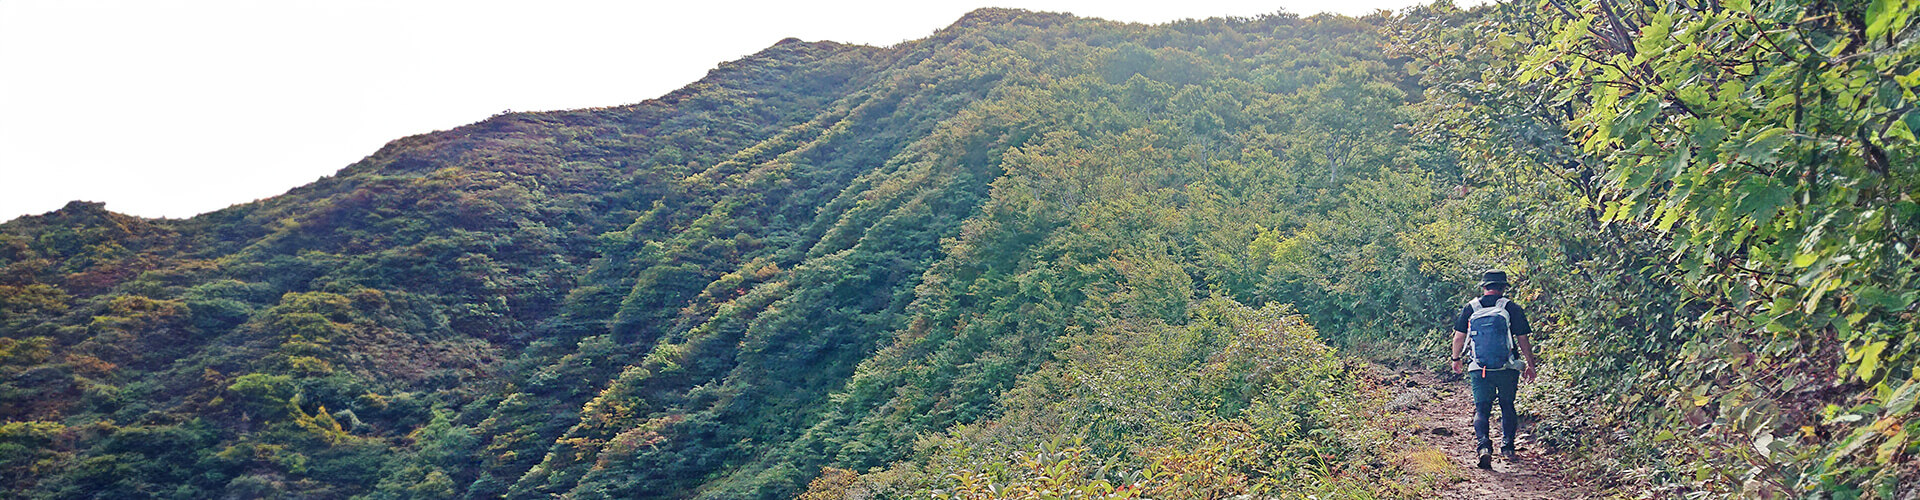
[0,0,1444,222]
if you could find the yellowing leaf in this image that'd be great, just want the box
[1877,431,1908,464]
[1885,119,1915,143]
[1856,341,1888,381]
[1866,0,1905,40]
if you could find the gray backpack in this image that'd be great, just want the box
[1465,298,1518,371]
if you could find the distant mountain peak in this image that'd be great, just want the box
[53,200,108,215]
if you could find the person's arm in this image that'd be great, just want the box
[1517,334,1538,382]
[1451,330,1468,373]
[1450,304,1471,373]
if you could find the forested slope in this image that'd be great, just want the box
[2,2,1916,499]
[0,9,1449,498]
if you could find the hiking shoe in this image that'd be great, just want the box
[1502,447,1518,462]
[1477,448,1492,469]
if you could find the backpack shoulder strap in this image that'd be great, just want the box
[1497,298,1518,362]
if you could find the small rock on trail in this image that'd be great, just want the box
[1389,388,1429,411]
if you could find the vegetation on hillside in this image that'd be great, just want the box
[1,1,1914,498]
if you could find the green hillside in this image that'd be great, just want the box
[2,2,1916,498]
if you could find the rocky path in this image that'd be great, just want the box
[1378,366,1589,499]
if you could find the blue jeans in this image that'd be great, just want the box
[1470,368,1519,452]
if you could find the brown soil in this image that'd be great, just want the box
[1378,366,1592,499]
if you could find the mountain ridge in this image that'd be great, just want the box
[6,3,1917,498]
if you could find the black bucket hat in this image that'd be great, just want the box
[1479,270,1509,288]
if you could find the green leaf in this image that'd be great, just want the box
[1807,280,1831,314]
[1615,96,1663,132]
[1601,199,1623,222]
[1887,380,1920,415]
[1898,68,1920,88]
[1676,85,1711,110]
[1716,80,1747,106]
[1739,127,1792,163]
[1693,120,1730,162]
[1661,145,1693,177]
[1866,0,1901,40]
[1878,81,1905,109]
[1857,341,1888,381]
[1657,199,1690,232]
[1877,431,1908,464]
[1891,117,1918,143]
[1847,312,1869,326]
[1635,16,1673,59]
[1734,180,1791,222]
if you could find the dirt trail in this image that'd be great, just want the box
[1378,366,1589,499]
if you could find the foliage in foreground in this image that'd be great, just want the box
[800,299,1424,499]
[1397,0,1919,496]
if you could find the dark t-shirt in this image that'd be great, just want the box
[1452,294,1531,337]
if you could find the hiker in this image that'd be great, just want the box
[1450,270,1538,469]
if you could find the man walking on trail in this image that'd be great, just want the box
[1451,270,1538,470]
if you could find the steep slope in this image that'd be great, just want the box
[2,36,889,498]
[3,8,1500,499]
[468,10,1455,499]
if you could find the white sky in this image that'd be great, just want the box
[0,0,1440,222]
